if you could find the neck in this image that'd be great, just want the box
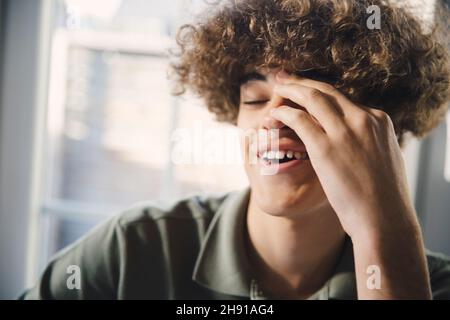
[246,193,346,299]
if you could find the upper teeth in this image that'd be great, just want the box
[261,150,307,160]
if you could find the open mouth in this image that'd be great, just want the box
[259,150,309,165]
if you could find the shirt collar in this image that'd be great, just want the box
[309,236,357,300]
[192,187,358,299]
[192,187,253,297]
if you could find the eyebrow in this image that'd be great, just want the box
[239,72,267,86]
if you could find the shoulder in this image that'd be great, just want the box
[50,190,233,260]
[426,249,450,300]
[22,191,236,299]
[115,190,232,228]
[69,190,236,261]
[105,191,234,249]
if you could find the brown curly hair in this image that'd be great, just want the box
[169,0,450,145]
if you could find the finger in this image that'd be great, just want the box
[270,106,327,154]
[273,83,347,134]
[276,71,365,117]
[365,107,395,131]
[365,106,388,119]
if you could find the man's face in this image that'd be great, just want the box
[238,67,330,217]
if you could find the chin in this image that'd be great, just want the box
[255,189,307,216]
[248,170,329,217]
[255,197,300,217]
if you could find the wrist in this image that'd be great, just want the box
[348,208,422,247]
[351,224,431,299]
[351,227,419,255]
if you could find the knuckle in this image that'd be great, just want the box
[379,111,392,125]
[372,108,387,119]
[372,109,394,129]
[306,88,322,100]
[372,108,385,117]
[294,110,308,122]
[321,83,337,94]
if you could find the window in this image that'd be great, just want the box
[39,0,247,270]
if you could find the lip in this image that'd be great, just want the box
[250,138,310,174]
[256,141,307,156]
[259,157,306,174]
[257,150,309,174]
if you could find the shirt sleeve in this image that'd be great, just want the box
[428,251,450,300]
[20,216,125,300]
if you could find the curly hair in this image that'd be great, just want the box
[169,0,450,145]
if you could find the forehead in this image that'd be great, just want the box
[254,66,281,75]
[239,67,281,86]
[249,66,282,78]
[240,66,339,87]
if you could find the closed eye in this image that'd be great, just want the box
[243,100,269,105]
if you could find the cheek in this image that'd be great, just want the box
[236,106,246,128]
[237,105,262,130]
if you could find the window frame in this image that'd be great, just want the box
[40,28,177,267]
[0,0,54,298]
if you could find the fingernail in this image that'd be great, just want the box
[277,70,290,80]
[270,109,277,116]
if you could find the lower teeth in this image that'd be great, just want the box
[263,155,309,164]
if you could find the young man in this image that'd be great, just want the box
[23,0,450,299]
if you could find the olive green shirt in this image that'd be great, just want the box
[22,188,450,299]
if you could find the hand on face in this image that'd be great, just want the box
[270,71,417,238]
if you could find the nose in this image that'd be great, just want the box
[262,115,285,130]
[262,92,298,130]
